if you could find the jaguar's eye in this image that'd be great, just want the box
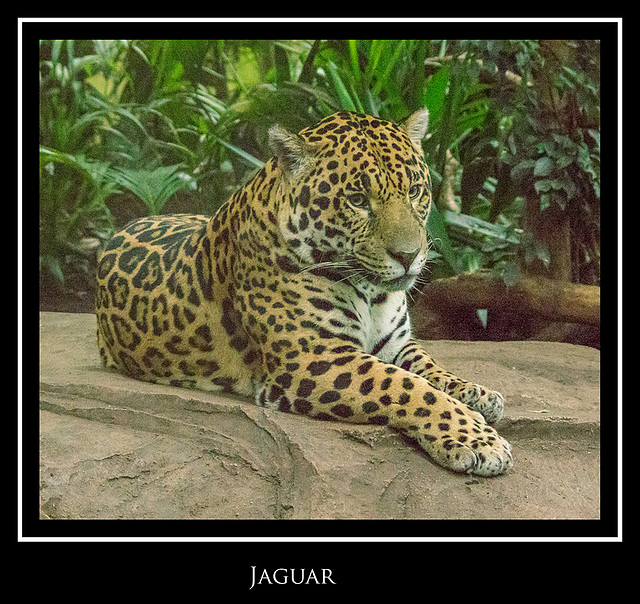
[408,184,422,200]
[347,192,369,209]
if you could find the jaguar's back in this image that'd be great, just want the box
[95,211,258,395]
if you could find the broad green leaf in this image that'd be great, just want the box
[348,40,361,88]
[422,64,450,126]
[216,139,265,169]
[427,204,458,273]
[40,255,65,284]
[502,262,521,287]
[443,210,521,244]
[326,61,357,112]
[274,44,291,86]
[534,156,553,177]
[534,179,552,193]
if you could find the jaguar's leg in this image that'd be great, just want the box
[393,339,505,424]
[255,347,512,476]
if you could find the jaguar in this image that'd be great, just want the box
[95,108,512,476]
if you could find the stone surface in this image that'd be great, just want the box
[39,312,600,520]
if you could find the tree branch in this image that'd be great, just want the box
[415,270,600,325]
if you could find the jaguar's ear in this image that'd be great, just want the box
[268,125,316,180]
[402,107,429,154]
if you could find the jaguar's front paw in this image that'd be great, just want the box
[456,386,505,424]
[473,389,505,424]
[416,397,513,476]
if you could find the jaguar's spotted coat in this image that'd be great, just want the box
[96,109,512,476]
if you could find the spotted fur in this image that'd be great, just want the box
[96,109,512,476]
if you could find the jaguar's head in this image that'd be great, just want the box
[270,108,432,292]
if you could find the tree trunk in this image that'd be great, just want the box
[524,195,573,282]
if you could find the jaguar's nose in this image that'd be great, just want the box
[388,248,420,272]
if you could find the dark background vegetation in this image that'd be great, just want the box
[38,37,603,347]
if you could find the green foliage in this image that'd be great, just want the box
[491,40,600,284]
[40,146,118,286]
[39,39,600,296]
[104,165,196,215]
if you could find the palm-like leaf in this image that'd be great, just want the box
[105,165,195,215]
